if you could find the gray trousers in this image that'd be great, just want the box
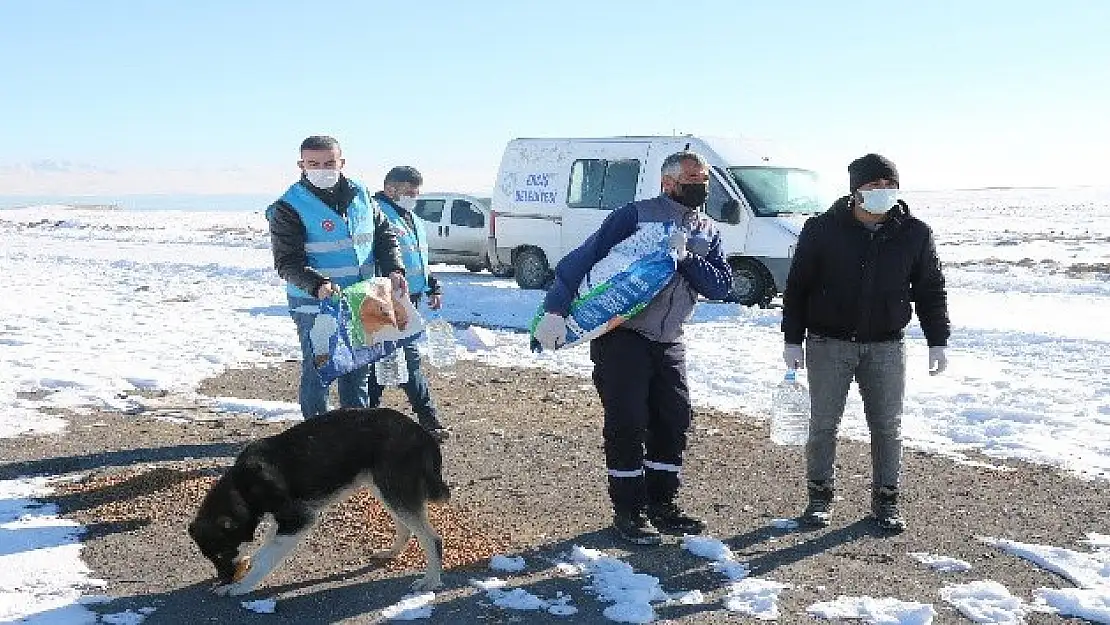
[805,335,906,490]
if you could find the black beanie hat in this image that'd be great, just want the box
[848,153,899,193]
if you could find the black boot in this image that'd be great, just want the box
[872,486,906,532]
[801,480,834,527]
[612,509,662,545]
[647,501,706,536]
[418,414,451,443]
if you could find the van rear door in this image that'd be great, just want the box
[561,142,650,259]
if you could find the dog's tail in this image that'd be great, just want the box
[424,444,450,503]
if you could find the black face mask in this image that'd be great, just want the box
[671,183,708,208]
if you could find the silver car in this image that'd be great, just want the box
[413,193,513,277]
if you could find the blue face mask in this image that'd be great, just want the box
[859,188,899,214]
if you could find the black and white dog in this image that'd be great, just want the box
[188,407,450,596]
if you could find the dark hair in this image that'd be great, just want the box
[300,136,341,152]
[384,166,423,187]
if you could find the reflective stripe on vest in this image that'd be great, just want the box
[274,179,377,302]
[377,198,430,295]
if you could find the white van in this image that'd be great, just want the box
[486,135,825,306]
[413,192,512,276]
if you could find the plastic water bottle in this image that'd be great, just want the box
[375,346,409,386]
[770,369,810,446]
[424,318,457,368]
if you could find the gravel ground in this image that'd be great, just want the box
[2,358,1106,624]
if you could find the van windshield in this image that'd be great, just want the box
[728,167,822,216]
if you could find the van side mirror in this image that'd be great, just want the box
[721,199,741,224]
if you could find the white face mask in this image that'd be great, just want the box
[305,168,341,189]
[859,188,899,215]
[396,196,417,211]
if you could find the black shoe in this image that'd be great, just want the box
[801,480,834,527]
[419,418,451,443]
[613,510,662,545]
[647,501,706,535]
[872,486,906,532]
[426,426,451,443]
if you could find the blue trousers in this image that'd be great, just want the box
[290,305,369,420]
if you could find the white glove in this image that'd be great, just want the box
[668,230,688,261]
[534,313,567,351]
[783,344,805,369]
[928,346,947,375]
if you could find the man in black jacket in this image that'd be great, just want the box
[780,153,950,532]
[267,136,406,420]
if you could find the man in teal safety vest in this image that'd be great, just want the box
[266,135,407,419]
[369,166,450,442]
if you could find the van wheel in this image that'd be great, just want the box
[514,248,551,290]
[728,258,773,307]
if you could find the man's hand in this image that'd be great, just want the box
[315,281,339,299]
[668,230,688,262]
[389,271,408,294]
[533,313,567,351]
[427,293,443,310]
[928,346,947,375]
[783,344,805,369]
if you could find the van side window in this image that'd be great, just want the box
[704,174,731,222]
[450,200,484,228]
[601,159,641,210]
[568,158,642,210]
[414,199,445,223]
[568,159,606,208]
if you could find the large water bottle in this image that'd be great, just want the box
[770,369,810,446]
[374,346,409,386]
[424,318,457,368]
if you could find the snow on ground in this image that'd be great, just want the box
[380,592,435,620]
[489,554,528,573]
[806,595,937,624]
[0,477,106,623]
[1,187,1108,622]
[240,597,278,614]
[980,535,1110,622]
[909,552,974,574]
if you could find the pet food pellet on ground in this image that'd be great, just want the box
[55,466,513,577]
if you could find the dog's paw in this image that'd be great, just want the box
[213,581,256,596]
[410,576,442,592]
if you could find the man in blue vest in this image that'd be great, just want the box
[368,166,450,443]
[267,136,407,420]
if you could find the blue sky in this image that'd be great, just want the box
[1,0,1107,195]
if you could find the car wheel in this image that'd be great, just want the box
[513,248,551,290]
[728,258,772,307]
